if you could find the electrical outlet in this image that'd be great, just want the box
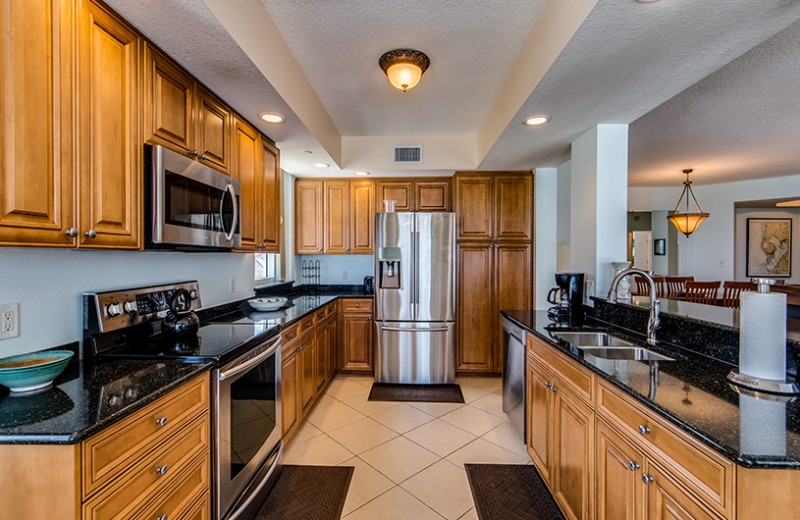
[230,277,236,294]
[0,303,19,340]
[341,269,348,280]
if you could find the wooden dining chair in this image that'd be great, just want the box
[721,281,757,308]
[665,276,694,299]
[634,276,666,298]
[684,281,720,305]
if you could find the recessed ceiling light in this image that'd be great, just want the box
[304,150,313,154]
[314,163,330,169]
[355,171,370,176]
[524,115,550,126]
[259,112,285,124]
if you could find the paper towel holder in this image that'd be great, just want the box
[727,278,798,394]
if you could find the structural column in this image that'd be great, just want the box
[534,168,558,309]
[569,124,629,297]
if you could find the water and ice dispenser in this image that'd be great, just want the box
[377,247,401,289]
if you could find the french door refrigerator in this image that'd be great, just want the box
[374,212,456,384]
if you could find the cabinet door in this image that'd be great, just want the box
[233,117,260,250]
[324,180,349,254]
[77,0,140,249]
[493,243,532,371]
[144,45,194,154]
[376,180,412,212]
[315,325,328,394]
[298,336,316,414]
[259,139,280,252]
[195,86,231,174]
[281,350,298,438]
[0,0,74,246]
[456,243,494,371]
[415,179,451,212]
[527,361,552,483]
[342,315,373,371]
[326,319,338,379]
[552,386,593,520]
[454,175,492,241]
[350,180,374,254]
[646,462,718,520]
[596,420,645,520]
[295,179,323,254]
[494,173,532,241]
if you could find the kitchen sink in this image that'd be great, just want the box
[550,331,674,361]
[579,347,674,361]
[550,331,634,347]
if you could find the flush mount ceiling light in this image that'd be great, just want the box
[258,112,285,124]
[355,171,370,176]
[313,163,330,169]
[379,49,430,92]
[524,115,551,126]
[667,169,709,237]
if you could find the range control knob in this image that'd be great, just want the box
[106,303,122,317]
[123,301,137,314]
[189,290,199,300]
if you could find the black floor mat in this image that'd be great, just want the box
[465,464,566,520]
[255,465,353,520]
[368,383,465,403]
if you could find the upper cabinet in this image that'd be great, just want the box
[259,140,281,253]
[233,117,260,250]
[454,172,532,242]
[0,0,141,249]
[376,178,451,212]
[144,45,232,175]
[295,179,374,255]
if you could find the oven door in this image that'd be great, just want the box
[148,144,242,249]
[215,335,281,520]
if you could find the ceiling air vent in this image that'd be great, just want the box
[393,145,423,164]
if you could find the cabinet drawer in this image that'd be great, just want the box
[82,373,209,498]
[327,302,338,315]
[134,454,210,520]
[528,333,593,405]
[596,380,734,516]
[316,308,328,321]
[180,492,211,520]
[342,298,372,314]
[281,322,300,347]
[299,315,317,336]
[83,414,209,520]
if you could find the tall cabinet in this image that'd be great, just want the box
[454,172,533,373]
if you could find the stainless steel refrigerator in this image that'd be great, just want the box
[374,212,456,384]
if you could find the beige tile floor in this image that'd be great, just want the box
[282,375,531,519]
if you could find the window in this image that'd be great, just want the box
[255,253,280,282]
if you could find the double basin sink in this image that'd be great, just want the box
[550,331,674,361]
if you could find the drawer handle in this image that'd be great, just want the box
[318,312,326,318]
[544,382,551,390]
[641,473,654,485]
[628,461,640,471]
[305,321,313,327]
[297,345,306,352]
[286,333,296,340]
[355,304,360,308]
[156,464,169,476]
[638,425,651,436]
[155,416,168,427]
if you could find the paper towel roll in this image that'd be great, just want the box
[739,291,787,381]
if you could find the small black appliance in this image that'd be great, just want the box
[547,272,585,322]
[363,276,375,295]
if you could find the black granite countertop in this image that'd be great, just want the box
[502,309,800,469]
[0,358,212,444]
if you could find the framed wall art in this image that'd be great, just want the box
[654,239,666,256]
[746,218,792,277]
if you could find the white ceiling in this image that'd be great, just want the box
[105,0,800,184]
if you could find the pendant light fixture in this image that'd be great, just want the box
[379,49,430,92]
[667,169,709,237]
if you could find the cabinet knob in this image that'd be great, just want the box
[544,381,551,389]
[65,227,78,237]
[155,416,168,427]
[638,425,651,436]
[628,461,640,471]
[85,229,97,238]
[354,304,359,308]
[318,248,323,252]
[190,150,199,157]
[368,316,372,320]
[641,473,654,485]
[157,515,168,520]
[346,249,350,253]
[550,385,557,393]
[200,153,207,160]
[155,464,168,476]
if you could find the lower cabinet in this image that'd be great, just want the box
[341,298,374,373]
[0,373,210,520]
[596,419,645,520]
[281,345,299,439]
[297,332,316,416]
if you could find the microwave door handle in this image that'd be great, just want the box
[219,184,238,240]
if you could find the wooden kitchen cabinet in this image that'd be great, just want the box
[195,86,232,174]
[454,175,492,240]
[315,314,330,393]
[454,172,532,242]
[297,330,316,416]
[375,178,451,212]
[233,117,260,250]
[259,139,281,252]
[324,180,350,254]
[415,179,451,212]
[351,180,375,253]
[295,179,324,254]
[596,419,645,520]
[281,342,299,440]
[341,298,374,372]
[0,0,141,249]
[327,315,338,380]
[376,180,413,212]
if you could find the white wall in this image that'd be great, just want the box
[556,161,572,272]
[294,254,374,285]
[534,168,558,309]
[282,170,295,280]
[629,174,800,281]
[0,248,255,357]
[734,207,799,284]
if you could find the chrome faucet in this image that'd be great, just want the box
[607,268,660,345]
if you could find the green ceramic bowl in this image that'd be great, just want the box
[0,350,74,393]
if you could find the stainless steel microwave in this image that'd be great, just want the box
[145,144,241,249]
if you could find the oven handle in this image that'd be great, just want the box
[220,183,239,241]
[219,337,280,381]
[226,442,283,520]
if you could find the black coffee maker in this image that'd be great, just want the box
[547,273,585,322]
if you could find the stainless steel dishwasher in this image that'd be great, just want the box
[502,316,527,442]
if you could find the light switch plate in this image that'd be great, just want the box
[0,303,19,340]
